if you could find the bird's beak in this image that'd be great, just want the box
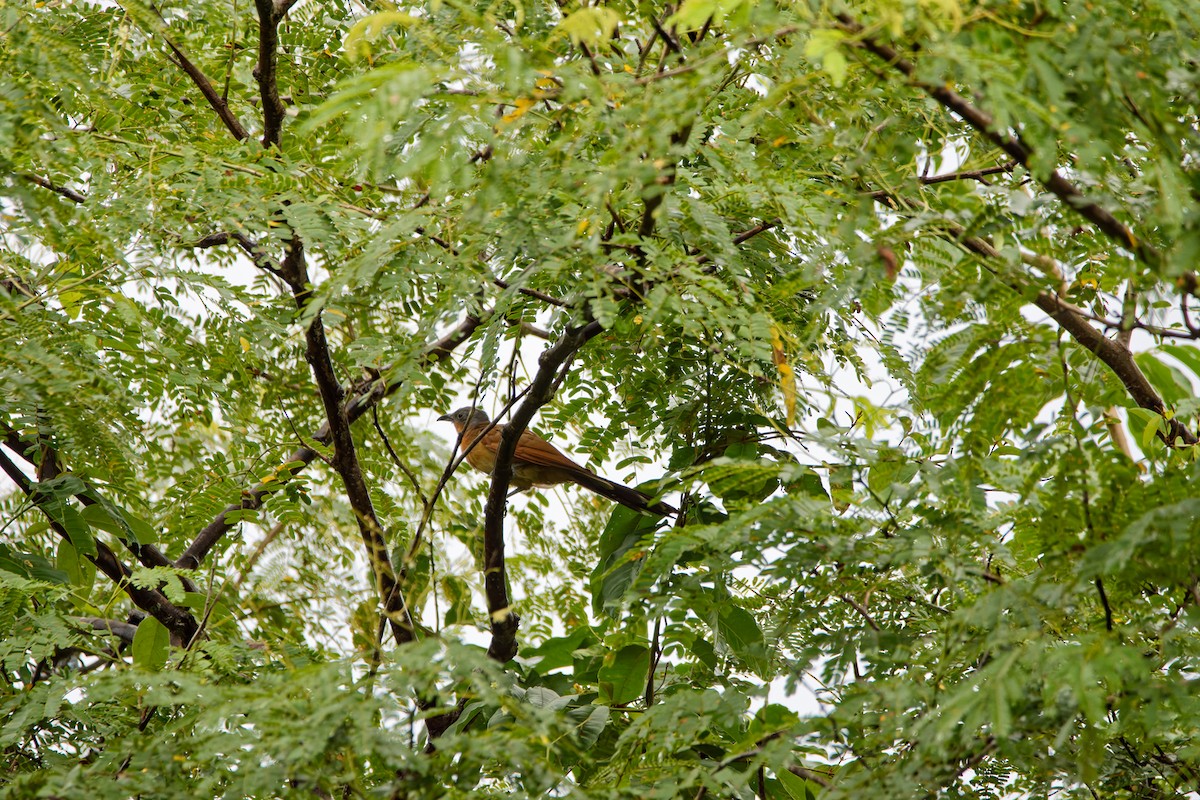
[437,413,451,422]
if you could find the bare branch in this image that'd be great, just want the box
[649,15,683,58]
[189,231,282,278]
[840,593,881,632]
[787,765,833,789]
[505,318,551,339]
[492,278,567,308]
[731,218,780,246]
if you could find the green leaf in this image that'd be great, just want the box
[525,686,575,711]
[81,499,153,545]
[668,0,751,30]
[131,617,171,671]
[1135,409,1166,451]
[522,626,595,673]
[804,30,849,87]
[33,476,96,557]
[344,11,420,61]
[701,459,782,504]
[718,605,770,678]
[56,505,96,558]
[1161,343,1200,381]
[571,704,610,747]
[54,539,93,591]
[777,767,815,799]
[598,644,650,705]
[441,575,474,627]
[1134,352,1192,407]
[592,506,659,615]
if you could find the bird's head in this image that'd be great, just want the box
[437,406,491,432]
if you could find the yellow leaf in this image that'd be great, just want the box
[557,7,621,48]
[576,218,591,236]
[344,11,419,61]
[239,336,251,353]
[502,97,536,124]
[770,323,797,425]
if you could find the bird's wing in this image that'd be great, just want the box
[513,429,589,473]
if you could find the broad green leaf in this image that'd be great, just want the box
[1135,352,1192,407]
[522,626,594,673]
[717,605,770,678]
[598,644,650,705]
[131,617,171,671]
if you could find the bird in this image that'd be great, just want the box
[437,407,675,516]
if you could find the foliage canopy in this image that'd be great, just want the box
[4,0,1200,797]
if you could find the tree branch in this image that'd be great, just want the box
[477,122,693,662]
[252,235,418,644]
[948,223,1197,446]
[175,309,489,571]
[159,31,249,141]
[1,425,198,593]
[22,174,86,204]
[491,278,567,308]
[190,231,283,278]
[865,172,1197,447]
[638,126,691,239]
[919,161,1017,186]
[252,0,287,149]
[0,447,198,642]
[839,15,1160,268]
[482,319,605,662]
[73,616,139,645]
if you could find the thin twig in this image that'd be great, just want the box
[372,407,430,512]
[492,278,567,307]
[919,161,1016,186]
[840,593,881,631]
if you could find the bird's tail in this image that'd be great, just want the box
[569,470,676,516]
